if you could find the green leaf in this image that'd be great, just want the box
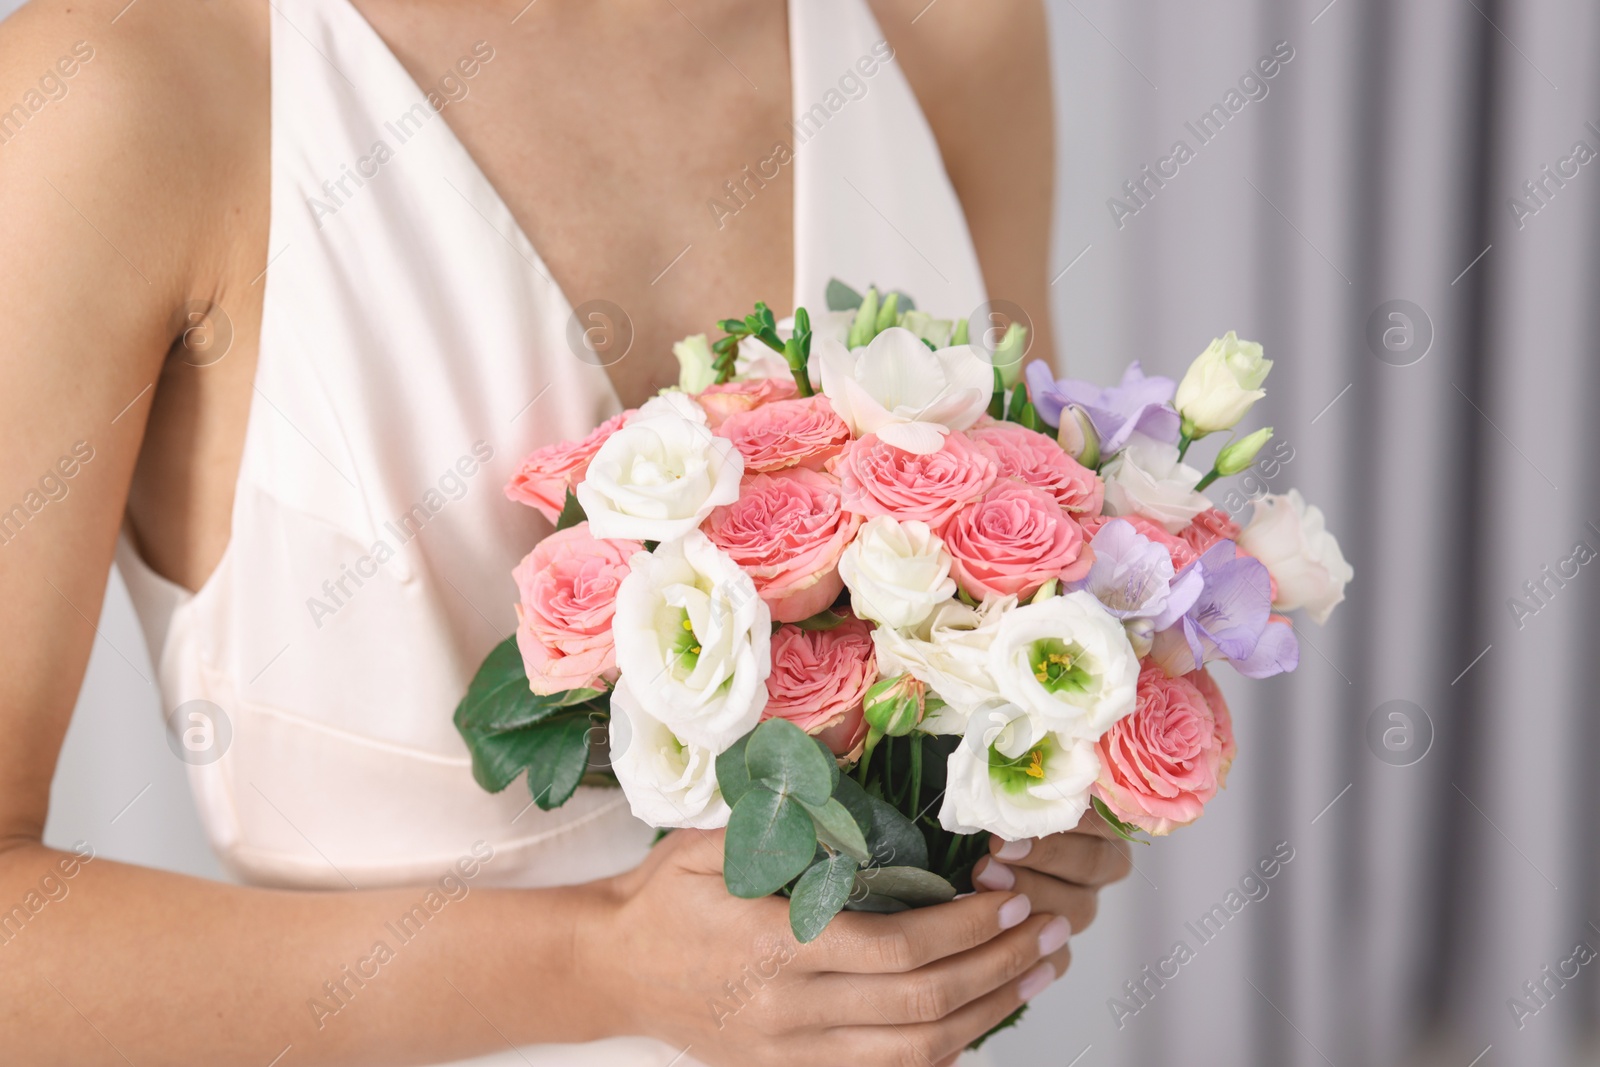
[862,791,929,870]
[453,637,603,742]
[825,278,863,312]
[1091,795,1150,844]
[554,488,586,531]
[853,865,957,907]
[804,797,870,865]
[1004,381,1029,423]
[969,1005,1028,1051]
[842,891,910,914]
[832,774,876,838]
[715,733,755,807]
[525,714,593,810]
[792,609,850,631]
[788,853,859,942]
[723,786,818,898]
[462,724,557,793]
[745,718,834,806]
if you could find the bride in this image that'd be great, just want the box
[0,0,1130,1063]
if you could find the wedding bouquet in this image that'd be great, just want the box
[455,280,1352,949]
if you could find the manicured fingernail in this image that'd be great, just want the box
[974,860,1015,891]
[1038,916,1072,955]
[998,894,1032,930]
[994,838,1033,861]
[1018,961,1056,1001]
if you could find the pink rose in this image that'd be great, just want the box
[939,482,1094,601]
[1093,663,1235,835]
[512,523,642,694]
[970,421,1104,515]
[1081,512,1197,571]
[702,469,861,623]
[717,396,852,473]
[696,377,798,429]
[834,431,998,528]
[763,617,876,757]
[505,411,630,523]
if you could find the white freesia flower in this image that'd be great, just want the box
[815,327,992,455]
[840,517,957,629]
[1174,331,1272,435]
[871,596,1015,728]
[987,591,1139,742]
[939,700,1101,840]
[1238,489,1353,624]
[1101,432,1213,533]
[672,334,717,394]
[578,407,739,541]
[611,532,770,750]
[608,677,730,829]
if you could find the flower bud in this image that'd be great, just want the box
[990,322,1029,389]
[1056,403,1100,469]
[672,333,717,394]
[1174,331,1271,436]
[1214,427,1273,477]
[848,287,880,348]
[899,310,955,349]
[863,674,926,738]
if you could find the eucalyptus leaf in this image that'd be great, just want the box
[723,786,818,898]
[842,891,911,914]
[853,865,957,907]
[832,773,875,838]
[788,853,859,942]
[1091,795,1150,844]
[825,278,863,311]
[715,733,755,807]
[803,797,870,865]
[745,719,833,806]
[863,792,929,870]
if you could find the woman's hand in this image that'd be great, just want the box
[968,814,1134,996]
[581,827,1074,1067]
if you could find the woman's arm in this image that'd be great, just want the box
[0,5,1060,1064]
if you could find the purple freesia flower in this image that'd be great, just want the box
[1151,540,1300,679]
[1071,518,1203,630]
[1025,360,1182,455]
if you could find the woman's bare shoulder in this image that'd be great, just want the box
[0,0,268,297]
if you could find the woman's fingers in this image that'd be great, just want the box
[800,889,1033,975]
[802,909,1069,1027]
[972,855,1100,937]
[987,826,1132,887]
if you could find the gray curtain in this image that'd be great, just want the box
[29,0,1598,1063]
[984,1,1599,1065]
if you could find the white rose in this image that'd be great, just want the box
[938,700,1101,840]
[987,591,1139,742]
[815,327,992,455]
[1174,331,1272,435]
[611,532,770,750]
[871,596,1015,727]
[840,517,958,629]
[578,408,740,542]
[608,677,729,829]
[1101,432,1212,533]
[1238,489,1352,624]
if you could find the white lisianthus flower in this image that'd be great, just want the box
[611,532,770,750]
[815,327,992,455]
[938,700,1101,840]
[1174,331,1272,435]
[672,334,717,394]
[578,407,740,541]
[1238,489,1353,624]
[1100,432,1212,533]
[871,596,1016,729]
[987,591,1140,742]
[840,517,958,629]
[608,677,730,829]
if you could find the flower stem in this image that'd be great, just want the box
[1195,468,1220,492]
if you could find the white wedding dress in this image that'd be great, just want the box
[116,0,989,1063]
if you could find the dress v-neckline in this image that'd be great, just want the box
[321,0,803,412]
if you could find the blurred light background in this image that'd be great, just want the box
[13,1,1599,1065]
